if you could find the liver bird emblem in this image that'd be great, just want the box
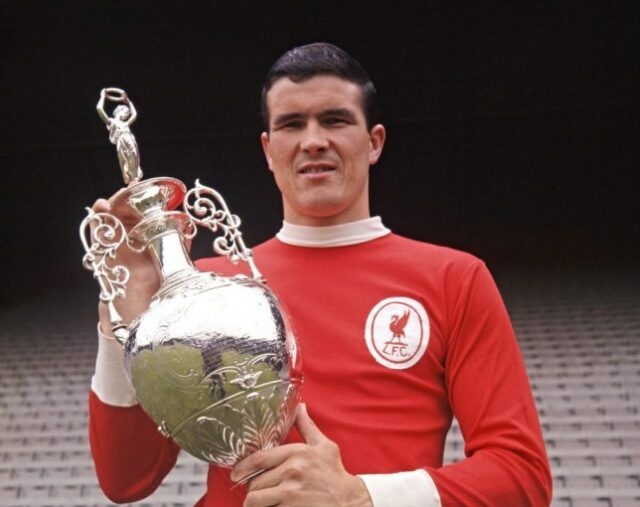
[389,310,411,338]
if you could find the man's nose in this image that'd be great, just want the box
[300,124,329,154]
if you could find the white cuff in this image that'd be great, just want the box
[358,469,441,507]
[91,325,138,407]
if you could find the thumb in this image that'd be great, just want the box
[295,403,325,446]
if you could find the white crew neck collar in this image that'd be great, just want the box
[276,216,391,248]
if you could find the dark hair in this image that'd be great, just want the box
[261,42,378,131]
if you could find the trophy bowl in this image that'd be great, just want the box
[81,88,302,467]
[126,268,301,466]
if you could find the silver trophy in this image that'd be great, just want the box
[80,88,302,468]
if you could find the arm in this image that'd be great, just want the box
[87,197,179,502]
[96,90,110,124]
[126,98,138,124]
[422,261,551,506]
[89,331,180,503]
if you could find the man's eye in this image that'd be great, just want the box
[281,121,303,129]
[324,117,348,126]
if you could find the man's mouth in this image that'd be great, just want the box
[298,165,336,175]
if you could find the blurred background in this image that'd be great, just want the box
[1,1,639,506]
[1,0,638,302]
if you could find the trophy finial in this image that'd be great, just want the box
[96,87,143,185]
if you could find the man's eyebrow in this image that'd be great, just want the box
[272,108,358,127]
[319,108,357,121]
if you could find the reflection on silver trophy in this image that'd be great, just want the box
[80,88,302,468]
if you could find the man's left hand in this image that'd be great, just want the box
[232,403,373,507]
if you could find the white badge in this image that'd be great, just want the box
[365,297,430,370]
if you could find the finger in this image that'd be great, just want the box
[92,198,111,213]
[232,443,306,483]
[110,202,143,228]
[247,460,290,492]
[295,403,325,446]
[90,197,140,230]
[243,485,287,507]
[88,199,109,237]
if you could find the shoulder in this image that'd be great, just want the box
[383,233,483,270]
[194,237,280,276]
[373,234,495,300]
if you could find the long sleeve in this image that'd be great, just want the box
[88,331,180,503]
[423,261,552,506]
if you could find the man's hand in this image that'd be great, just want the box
[92,197,160,335]
[232,404,373,507]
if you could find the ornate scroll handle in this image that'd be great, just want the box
[79,208,138,344]
[183,180,264,282]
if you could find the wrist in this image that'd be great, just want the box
[98,302,116,338]
[341,475,373,507]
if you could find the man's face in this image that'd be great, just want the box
[261,75,385,226]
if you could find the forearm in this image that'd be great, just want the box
[359,445,549,507]
[425,447,551,506]
[91,329,137,405]
[89,330,180,503]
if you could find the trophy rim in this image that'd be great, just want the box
[109,177,187,212]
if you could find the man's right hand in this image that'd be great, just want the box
[93,196,160,337]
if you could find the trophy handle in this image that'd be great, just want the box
[79,208,138,344]
[183,180,264,282]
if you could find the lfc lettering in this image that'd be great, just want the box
[382,342,410,357]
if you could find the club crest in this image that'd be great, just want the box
[364,297,430,370]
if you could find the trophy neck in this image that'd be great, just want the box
[110,178,196,283]
[147,230,195,282]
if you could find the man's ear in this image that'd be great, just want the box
[261,132,274,172]
[368,124,386,166]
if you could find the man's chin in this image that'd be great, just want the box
[297,199,345,218]
[286,202,366,227]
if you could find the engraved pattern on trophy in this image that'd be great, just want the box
[129,211,197,252]
[190,357,296,465]
[80,88,302,467]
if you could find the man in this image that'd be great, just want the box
[89,43,552,506]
